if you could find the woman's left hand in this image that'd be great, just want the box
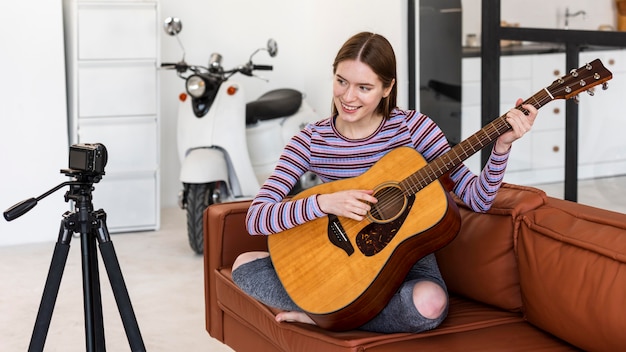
[495,98,538,153]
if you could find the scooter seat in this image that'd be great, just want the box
[246,88,302,125]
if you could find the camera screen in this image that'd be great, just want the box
[69,148,88,171]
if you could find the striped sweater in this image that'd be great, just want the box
[246,108,510,236]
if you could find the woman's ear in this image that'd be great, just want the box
[383,78,396,98]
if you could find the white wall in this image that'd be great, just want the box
[158,0,411,207]
[0,1,69,246]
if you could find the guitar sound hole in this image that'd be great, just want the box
[369,185,406,222]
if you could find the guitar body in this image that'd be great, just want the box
[267,147,461,331]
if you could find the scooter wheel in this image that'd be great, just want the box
[185,182,222,254]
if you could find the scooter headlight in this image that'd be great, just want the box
[186,75,207,98]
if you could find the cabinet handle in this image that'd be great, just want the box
[553,69,561,76]
[609,58,616,66]
[553,146,560,153]
[553,107,560,114]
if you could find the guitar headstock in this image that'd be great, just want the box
[546,59,613,101]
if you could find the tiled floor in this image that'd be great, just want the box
[1,176,624,351]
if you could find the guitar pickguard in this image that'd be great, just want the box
[356,195,416,256]
[327,214,355,256]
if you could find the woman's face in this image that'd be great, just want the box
[333,60,392,124]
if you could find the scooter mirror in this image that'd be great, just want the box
[164,17,182,36]
[267,39,278,57]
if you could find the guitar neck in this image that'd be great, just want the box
[398,58,612,196]
[401,88,553,195]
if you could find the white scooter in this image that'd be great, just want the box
[161,17,319,254]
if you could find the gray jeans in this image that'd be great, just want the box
[231,253,448,333]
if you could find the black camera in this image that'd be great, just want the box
[68,143,108,175]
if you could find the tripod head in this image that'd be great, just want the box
[3,169,104,222]
[3,143,107,222]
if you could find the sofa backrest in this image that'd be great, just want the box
[436,183,547,311]
[517,197,626,351]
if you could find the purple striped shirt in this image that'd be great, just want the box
[246,108,510,235]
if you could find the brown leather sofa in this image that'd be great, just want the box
[203,183,626,351]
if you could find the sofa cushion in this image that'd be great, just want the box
[437,183,546,311]
[518,197,626,351]
[215,267,577,351]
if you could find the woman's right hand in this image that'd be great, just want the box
[317,190,378,221]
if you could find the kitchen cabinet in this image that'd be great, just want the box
[578,49,626,179]
[461,49,626,185]
[63,0,160,232]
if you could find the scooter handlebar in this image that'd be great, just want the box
[161,62,190,73]
[253,64,273,71]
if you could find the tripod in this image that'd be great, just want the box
[5,172,145,352]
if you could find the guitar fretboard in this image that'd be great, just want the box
[400,89,552,195]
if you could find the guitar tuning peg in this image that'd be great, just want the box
[587,89,595,96]
[602,82,609,90]
[573,95,580,103]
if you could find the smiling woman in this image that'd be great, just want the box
[231,29,538,332]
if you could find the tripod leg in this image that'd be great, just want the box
[81,225,106,352]
[94,210,146,352]
[28,213,74,352]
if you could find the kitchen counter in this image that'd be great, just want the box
[463,42,621,58]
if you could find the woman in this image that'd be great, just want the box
[231,32,537,333]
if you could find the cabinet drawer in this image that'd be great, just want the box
[533,101,565,131]
[532,53,566,82]
[462,57,481,82]
[77,3,157,60]
[462,56,531,82]
[462,79,531,108]
[501,55,532,80]
[531,130,565,169]
[78,116,158,172]
[78,61,156,117]
[92,172,157,231]
[462,56,532,107]
[500,79,532,107]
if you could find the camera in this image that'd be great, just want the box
[68,143,108,175]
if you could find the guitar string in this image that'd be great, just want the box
[334,66,605,233]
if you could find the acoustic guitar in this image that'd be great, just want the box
[267,59,612,331]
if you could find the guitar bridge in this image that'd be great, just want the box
[327,214,354,256]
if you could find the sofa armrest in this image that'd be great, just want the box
[203,200,266,341]
[517,197,626,351]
